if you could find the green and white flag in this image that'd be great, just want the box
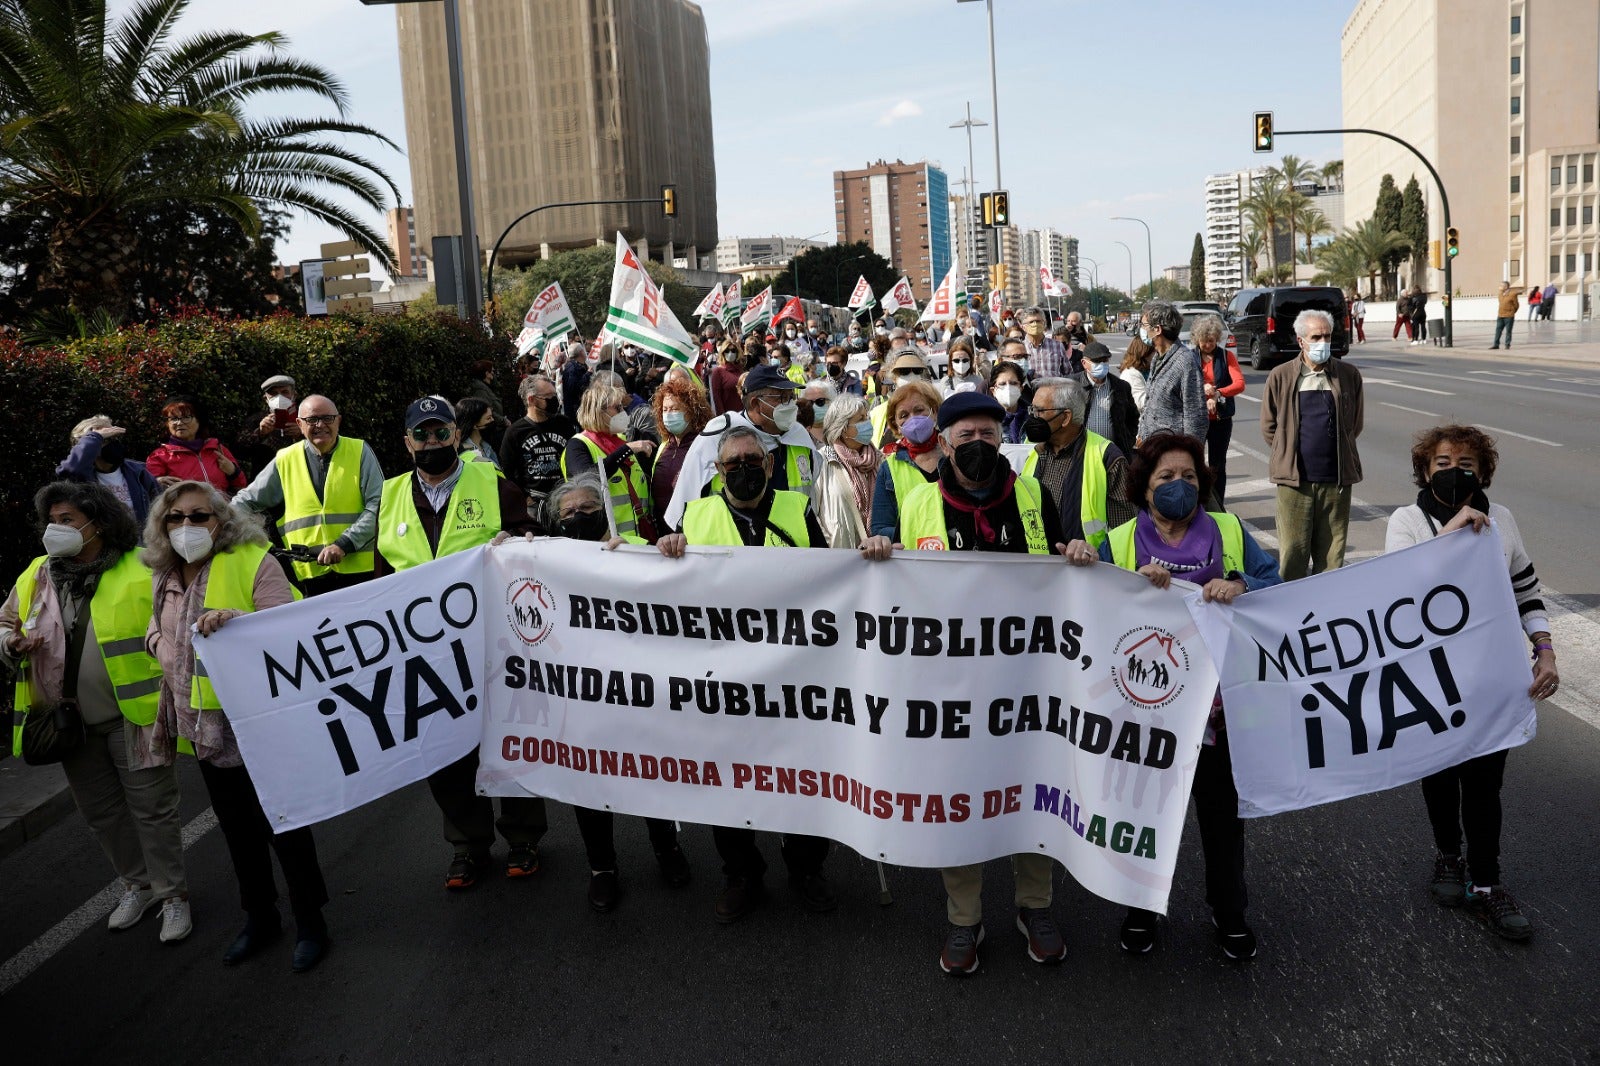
[719,285,743,330]
[517,281,577,356]
[847,275,876,314]
[600,233,697,366]
[739,285,774,335]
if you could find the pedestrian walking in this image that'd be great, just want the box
[1350,292,1366,343]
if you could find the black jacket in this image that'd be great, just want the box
[1074,370,1139,458]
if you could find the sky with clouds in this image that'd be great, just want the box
[112,0,1355,289]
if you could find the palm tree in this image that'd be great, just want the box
[1277,156,1317,271]
[1240,171,1288,275]
[1343,217,1410,297]
[1320,159,1344,191]
[1238,229,1265,281]
[1312,238,1365,291]
[1296,205,1334,268]
[0,0,400,317]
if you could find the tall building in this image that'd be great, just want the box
[713,236,828,273]
[385,206,428,280]
[1205,168,1269,298]
[835,160,951,301]
[1017,227,1074,306]
[395,0,716,271]
[1343,0,1600,297]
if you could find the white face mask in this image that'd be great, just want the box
[267,394,294,412]
[43,521,88,558]
[608,411,631,435]
[994,384,1021,408]
[168,525,213,564]
[952,360,971,374]
[770,402,799,433]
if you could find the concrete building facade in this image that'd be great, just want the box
[1204,168,1269,298]
[395,0,716,271]
[385,206,429,280]
[713,236,828,273]
[1342,0,1600,298]
[835,159,951,301]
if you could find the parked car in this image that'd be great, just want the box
[1224,286,1350,369]
[1175,300,1224,317]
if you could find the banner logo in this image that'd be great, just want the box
[506,577,557,646]
[1111,627,1190,709]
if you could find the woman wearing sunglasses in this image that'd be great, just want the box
[142,481,330,973]
[143,398,246,497]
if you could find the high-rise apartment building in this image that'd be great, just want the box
[1017,227,1075,306]
[713,236,828,273]
[835,160,951,301]
[385,206,429,279]
[1343,0,1600,296]
[1204,168,1269,298]
[395,0,716,271]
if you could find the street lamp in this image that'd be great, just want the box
[360,0,481,326]
[1080,256,1100,292]
[1114,241,1135,299]
[1111,215,1154,297]
[950,102,987,284]
[957,0,1003,277]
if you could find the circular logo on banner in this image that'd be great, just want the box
[506,577,556,646]
[1110,626,1190,710]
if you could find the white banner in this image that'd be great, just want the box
[692,282,723,320]
[882,276,917,316]
[1186,525,1537,818]
[519,281,576,357]
[600,233,697,365]
[739,285,773,334]
[847,275,876,312]
[195,549,488,831]
[477,539,1219,912]
[920,256,965,323]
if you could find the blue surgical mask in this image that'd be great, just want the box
[1151,479,1199,521]
[1138,327,1150,344]
[1307,341,1332,365]
[854,419,874,443]
[1088,362,1109,382]
[662,411,688,436]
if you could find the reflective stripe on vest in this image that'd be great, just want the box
[10,552,164,755]
[559,433,649,536]
[1107,511,1245,574]
[898,476,1049,553]
[681,491,811,548]
[276,437,374,579]
[1020,430,1113,548]
[190,544,299,713]
[377,462,502,572]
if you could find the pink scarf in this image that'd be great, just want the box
[833,442,881,519]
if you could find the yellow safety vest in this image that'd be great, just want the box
[377,461,502,572]
[785,364,808,387]
[899,476,1049,553]
[10,552,163,756]
[1107,511,1245,574]
[682,491,811,548]
[559,433,651,538]
[191,544,299,713]
[869,402,889,448]
[708,441,814,500]
[883,453,935,538]
[1020,430,1112,548]
[276,437,375,580]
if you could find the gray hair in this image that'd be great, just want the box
[591,370,626,392]
[1294,309,1336,339]
[70,414,114,442]
[717,425,766,461]
[545,474,607,528]
[1033,376,1089,426]
[518,372,555,402]
[1142,301,1181,341]
[139,481,269,574]
[1020,306,1045,323]
[1190,313,1225,346]
[800,379,837,403]
[820,393,869,446]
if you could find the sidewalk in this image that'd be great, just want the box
[0,756,73,859]
[1356,318,1600,365]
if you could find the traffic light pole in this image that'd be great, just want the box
[1275,126,1453,347]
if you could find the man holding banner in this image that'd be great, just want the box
[376,397,543,890]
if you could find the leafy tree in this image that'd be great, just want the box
[1374,174,1405,296]
[1320,159,1344,190]
[1238,230,1265,283]
[1311,238,1366,291]
[1133,278,1188,303]
[1399,176,1428,287]
[0,0,399,320]
[486,244,699,341]
[1188,233,1205,299]
[1277,155,1317,271]
[761,241,898,306]
[1295,205,1334,266]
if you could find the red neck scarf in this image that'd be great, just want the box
[886,434,939,457]
[938,469,1017,545]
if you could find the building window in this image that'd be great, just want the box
[1570,165,1580,184]
[1569,206,1579,226]
[1512,136,1521,155]
[1510,96,1521,115]
[1551,208,1560,226]
[1587,205,1595,225]
[1511,175,1521,194]
[1511,55,1521,75]
[1587,163,1596,183]
[1512,14,1521,34]
[1510,214,1521,232]
[1587,253,1595,272]
[1551,254,1561,273]
[1553,166,1562,186]
[1567,253,1577,272]
[1510,259,1520,277]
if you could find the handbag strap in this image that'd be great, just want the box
[57,571,98,701]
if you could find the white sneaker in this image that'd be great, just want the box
[159,897,192,943]
[108,887,156,931]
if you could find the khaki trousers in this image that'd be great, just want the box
[60,719,187,899]
[1275,482,1351,580]
[940,853,1055,927]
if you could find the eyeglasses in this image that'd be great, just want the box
[1028,405,1066,418]
[409,426,453,443]
[299,414,338,426]
[166,415,196,424]
[894,368,929,378]
[718,456,765,472]
[163,511,215,525]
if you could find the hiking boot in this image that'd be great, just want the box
[504,845,540,879]
[1016,907,1067,964]
[1213,912,1257,960]
[656,846,691,888]
[940,922,984,975]
[1466,884,1533,941]
[107,887,156,931]
[445,852,488,891]
[1119,908,1157,955]
[1430,852,1467,908]
[713,876,766,924]
[790,871,838,913]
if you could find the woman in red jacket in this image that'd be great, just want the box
[144,399,246,497]
[1193,315,1246,505]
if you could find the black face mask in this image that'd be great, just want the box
[99,439,127,465]
[953,440,1001,482]
[1022,416,1053,444]
[723,465,768,502]
[413,446,457,476]
[826,363,843,378]
[1429,466,1479,509]
[559,510,609,541]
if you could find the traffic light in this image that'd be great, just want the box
[1253,111,1274,153]
[661,184,677,218]
[989,263,1009,291]
[1445,226,1459,258]
[980,192,995,226]
[1429,240,1442,269]
[992,191,1010,226]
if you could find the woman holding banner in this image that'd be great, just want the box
[813,394,880,549]
[1066,432,1281,960]
[544,475,691,911]
[1384,424,1556,942]
[867,378,943,540]
[142,481,331,973]
[648,378,711,528]
[562,382,658,543]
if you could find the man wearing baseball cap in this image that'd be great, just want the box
[375,396,544,890]
[863,390,1077,976]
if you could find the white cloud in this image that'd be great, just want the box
[877,99,924,127]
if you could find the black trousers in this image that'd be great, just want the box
[573,807,677,870]
[1419,749,1509,885]
[712,827,828,880]
[1206,417,1234,506]
[427,748,547,856]
[300,570,373,598]
[198,760,328,930]
[1128,733,1246,923]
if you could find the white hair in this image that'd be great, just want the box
[1293,309,1335,339]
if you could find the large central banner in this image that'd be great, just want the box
[477,540,1218,912]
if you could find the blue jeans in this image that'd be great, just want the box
[1493,317,1515,347]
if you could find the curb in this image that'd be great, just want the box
[0,758,75,861]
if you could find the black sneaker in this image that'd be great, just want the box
[504,845,540,879]
[940,922,984,975]
[1465,884,1533,941]
[713,876,766,924]
[1213,912,1257,960]
[1119,908,1158,954]
[588,870,620,913]
[445,852,487,891]
[1016,907,1067,963]
[789,871,838,913]
[1430,852,1467,908]
[656,846,691,888]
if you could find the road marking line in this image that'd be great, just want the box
[1365,377,1455,395]
[1475,424,1563,447]
[1386,366,1600,399]
[1381,402,1440,417]
[0,807,217,996]
[1235,393,1261,403]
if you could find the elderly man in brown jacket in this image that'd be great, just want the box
[1492,282,1521,350]
[1260,309,1364,580]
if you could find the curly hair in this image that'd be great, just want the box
[140,481,268,573]
[1409,424,1498,489]
[651,377,712,439]
[1126,432,1214,513]
[34,481,141,553]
